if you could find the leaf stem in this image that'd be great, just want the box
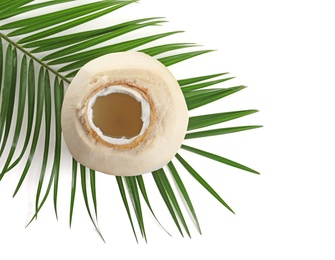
[0,32,71,84]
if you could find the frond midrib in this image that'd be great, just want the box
[0,32,70,84]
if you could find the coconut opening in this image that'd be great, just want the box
[92,93,143,139]
[87,85,151,145]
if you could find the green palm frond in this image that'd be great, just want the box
[168,161,201,234]
[0,0,261,242]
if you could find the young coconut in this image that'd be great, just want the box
[61,52,189,176]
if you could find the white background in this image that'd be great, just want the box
[1,0,335,259]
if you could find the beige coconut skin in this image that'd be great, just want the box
[61,52,189,176]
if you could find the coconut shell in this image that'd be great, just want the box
[61,52,188,176]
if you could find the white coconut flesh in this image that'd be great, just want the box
[61,51,189,176]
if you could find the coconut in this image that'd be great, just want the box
[61,52,189,176]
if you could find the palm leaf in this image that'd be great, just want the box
[1,1,130,35]
[53,31,183,67]
[135,175,171,236]
[188,110,259,131]
[80,165,105,242]
[23,17,164,51]
[140,43,196,56]
[0,45,16,148]
[90,170,98,219]
[178,72,230,86]
[181,76,235,92]
[52,79,64,218]
[35,70,52,217]
[18,3,135,44]
[181,145,260,175]
[0,49,17,156]
[175,153,235,214]
[116,176,139,243]
[152,170,184,237]
[13,67,45,197]
[69,158,78,228]
[43,19,166,62]
[184,86,246,110]
[155,168,191,237]
[0,55,27,177]
[125,177,147,241]
[185,125,262,139]
[0,0,260,242]
[0,39,3,85]
[0,0,75,20]
[168,161,201,234]
[0,59,35,177]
